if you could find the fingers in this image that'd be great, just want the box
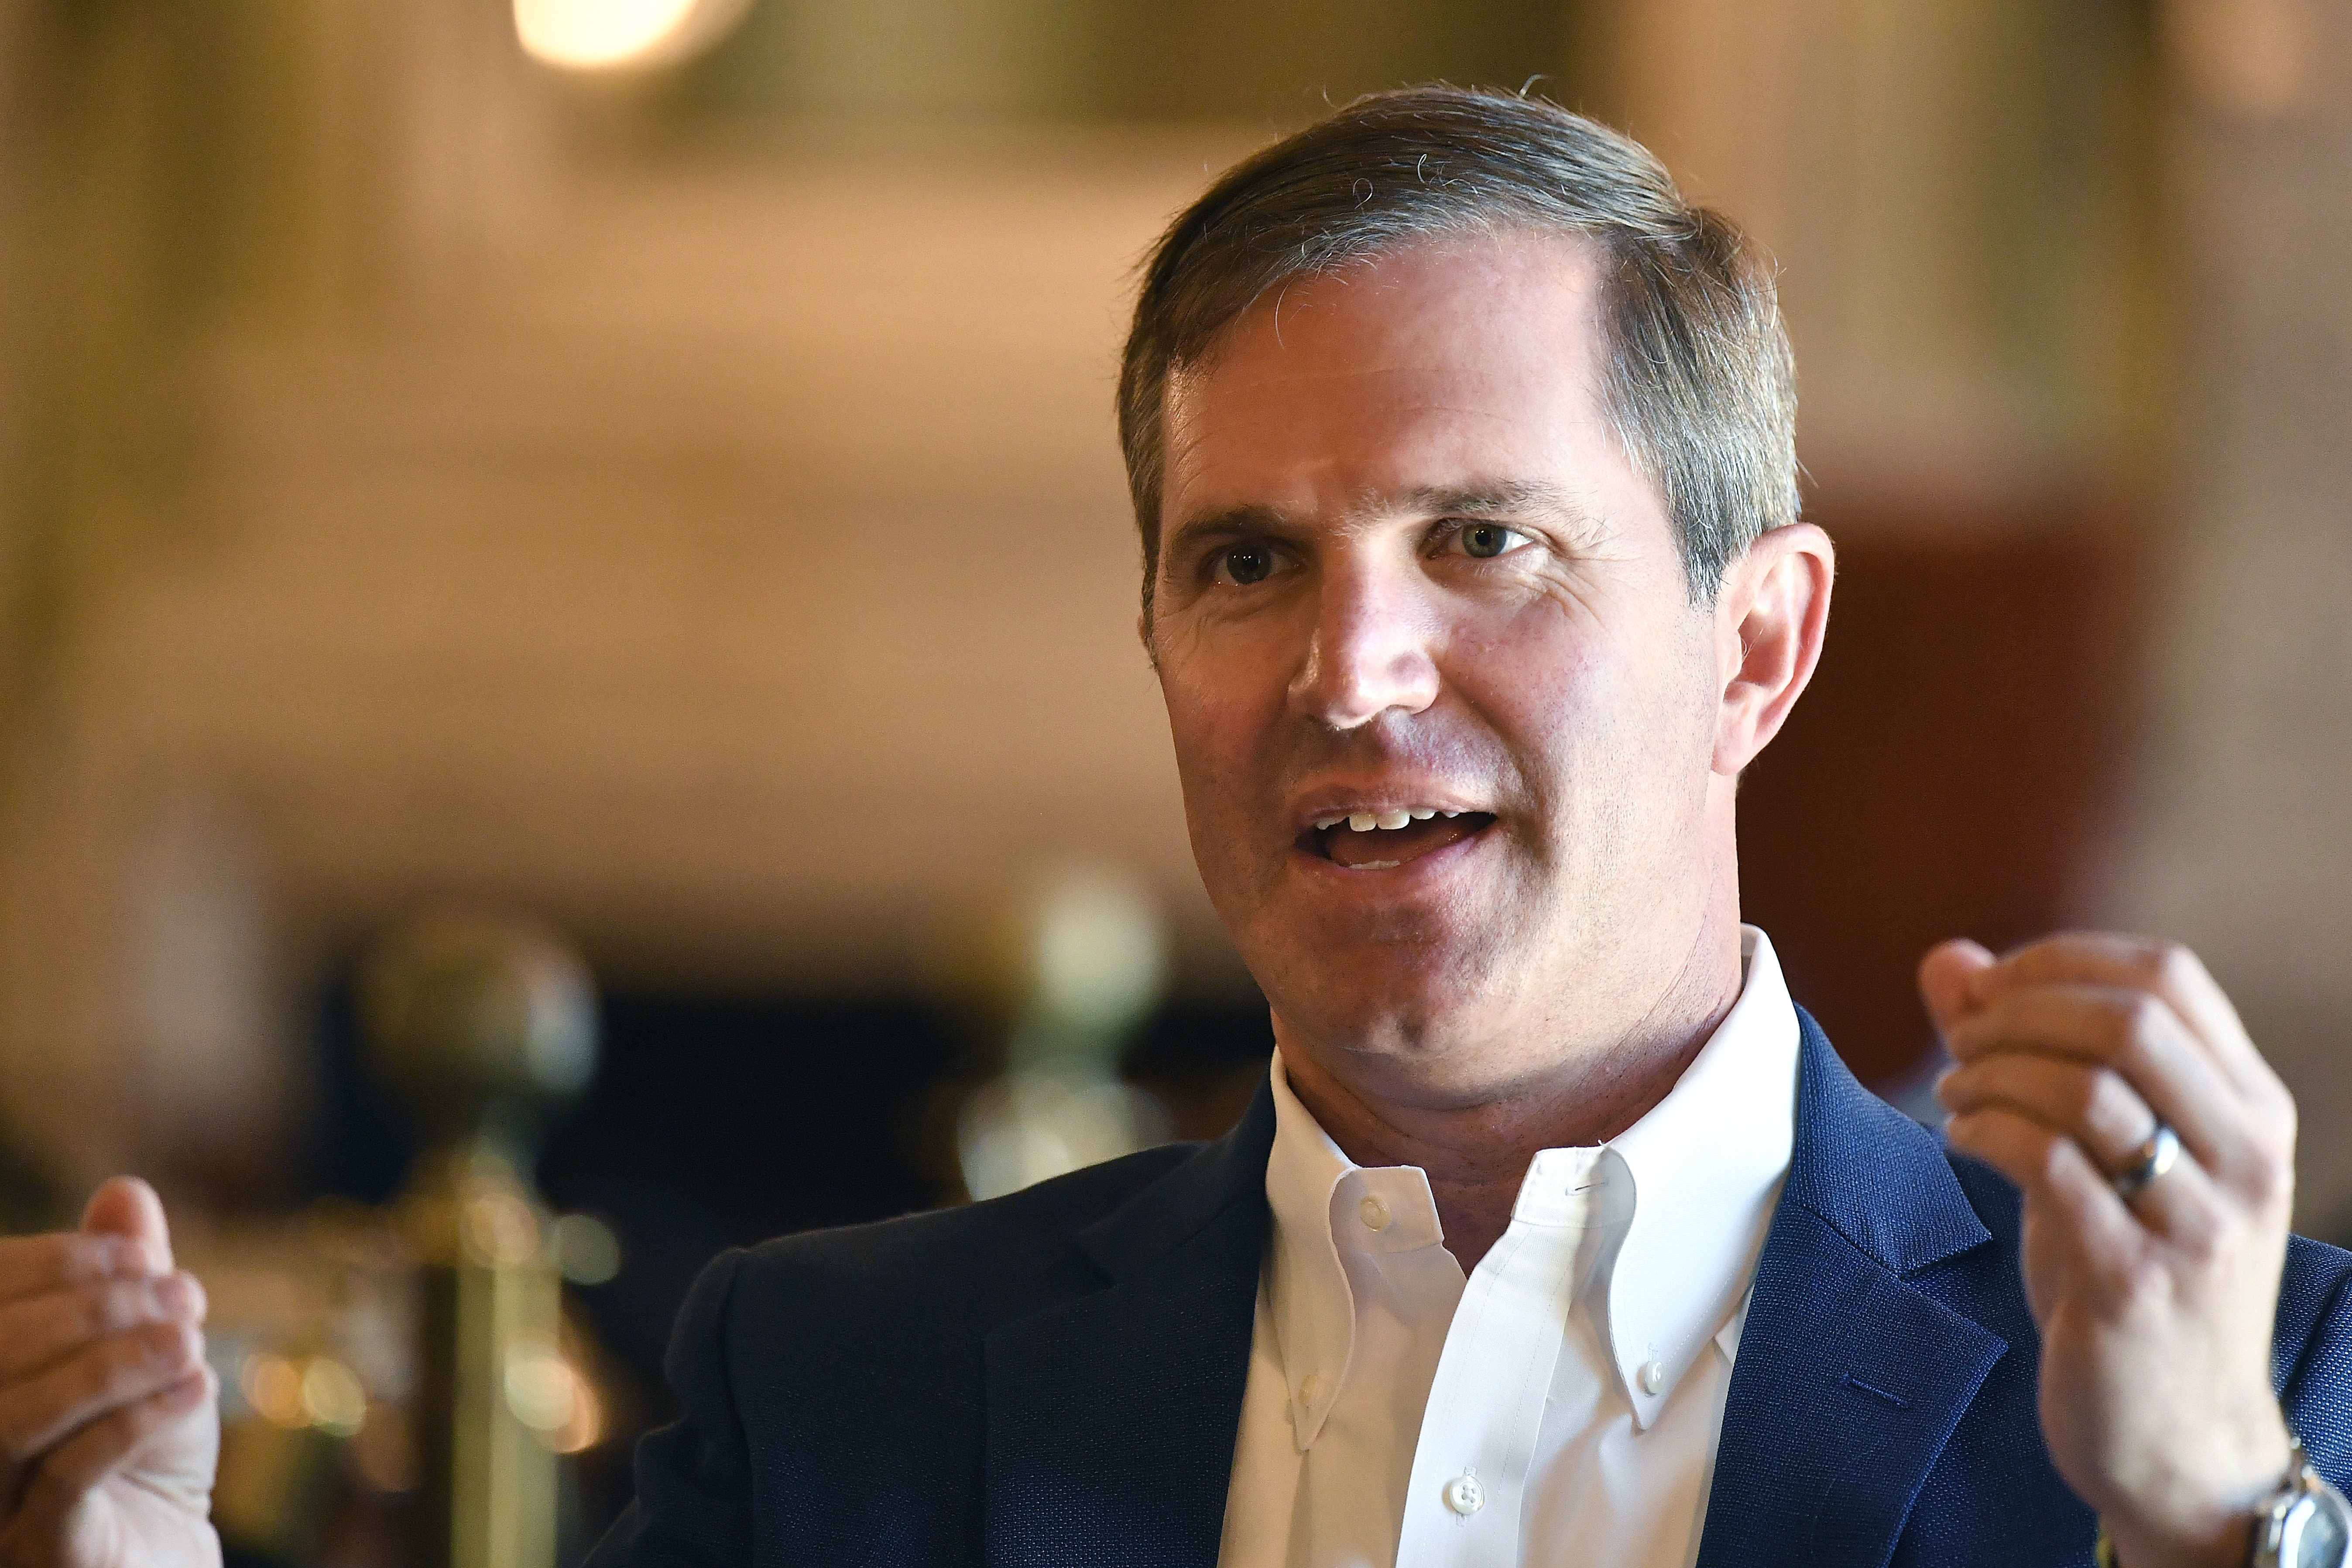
[1945,1103,2146,1277]
[79,1177,172,1274]
[4,1370,215,1547]
[0,1233,162,1308]
[1953,933,2279,1102]
[0,1321,205,1467]
[1918,938,1994,1036]
[1920,933,2295,1212]
[1950,1098,2237,1276]
[1947,1100,2232,1275]
[1938,983,2262,1186]
[1938,1052,2227,1247]
[0,1270,207,1383]
[1939,1051,2158,1173]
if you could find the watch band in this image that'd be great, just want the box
[2092,1442,2352,1568]
[2252,1444,2352,1568]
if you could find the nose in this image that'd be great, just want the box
[1286,554,1442,729]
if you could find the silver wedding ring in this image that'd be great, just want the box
[2112,1122,2181,1201]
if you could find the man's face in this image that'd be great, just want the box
[1148,233,1734,1093]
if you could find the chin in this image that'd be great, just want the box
[1246,916,1514,1057]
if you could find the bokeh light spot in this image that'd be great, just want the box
[514,0,740,71]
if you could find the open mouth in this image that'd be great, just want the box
[1299,809,1498,871]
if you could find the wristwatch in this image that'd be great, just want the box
[2093,1444,2352,1568]
[2252,1444,2352,1568]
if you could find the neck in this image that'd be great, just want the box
[1276,911,1745,1273]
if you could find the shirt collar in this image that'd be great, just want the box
[1605,925,1797,1426]
[1262,1046,1370,1449]
[1258,925,1800,1443]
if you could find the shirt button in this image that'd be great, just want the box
[1443,1475,1485,1516]
[1358,1194,1392,1232]
[1298,1373,1324,1404]
[1639,1359,1667,1395]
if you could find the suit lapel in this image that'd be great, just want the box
[982,1084,1275,1568]
[1696,1012,2008,1568]
[980,1016,2009,1568]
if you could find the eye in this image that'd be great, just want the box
[1457,522,1529,559]
[1213,543,1282,586]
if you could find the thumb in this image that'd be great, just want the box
[1918,938,1995,1040]
[80,1175,173,1274]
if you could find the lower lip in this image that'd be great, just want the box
[1289,820,1495,886]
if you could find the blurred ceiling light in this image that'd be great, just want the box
[513,0,750,72]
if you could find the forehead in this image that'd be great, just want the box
[1161,232,1615,522]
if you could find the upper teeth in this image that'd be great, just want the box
[1314,808,1458,831]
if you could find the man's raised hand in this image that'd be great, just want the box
[0,1179,220,1568]
[1927,934,2300,1568]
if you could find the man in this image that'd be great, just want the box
[1,86,2345,1568]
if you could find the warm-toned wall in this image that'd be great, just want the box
[1588,0,2165,1085]
[1739,495,2143,1091]
[3,1,2343,1239]
[1603,0,2352,1233]
[2110,3,2352,1235]
[0,6,1265,1192]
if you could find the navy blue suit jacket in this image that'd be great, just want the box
[586,1012,2352,1567]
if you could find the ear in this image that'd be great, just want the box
[1711,522,1833,775]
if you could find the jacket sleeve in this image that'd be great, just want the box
[584,1248,757,1568]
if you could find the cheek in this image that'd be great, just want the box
[1603,626,1728,815]
[1454,600,1716,809]
[1159,676,1285,916]
[1157,648,1277,811]
[1451,600,1614,755]
[1154,603,1303,769]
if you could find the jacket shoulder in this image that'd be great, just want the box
[727,1140,1205,1337]
[1935,1143,2352,1434]
[611,1140,1216,1568]
[1940,1145,2024,1249]
[2281,1232,2352,1344]
[2279,1232,2352,1481]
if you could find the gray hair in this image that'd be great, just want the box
[1118,85,1798,620]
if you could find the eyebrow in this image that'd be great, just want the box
[1389,481,1594,524]
[1164,480,1600,554]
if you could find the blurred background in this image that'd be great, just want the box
[0,0,2345,1561]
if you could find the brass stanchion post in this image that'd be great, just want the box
[362,913,597,1568]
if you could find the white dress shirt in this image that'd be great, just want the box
[1218,926,1802,1568]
